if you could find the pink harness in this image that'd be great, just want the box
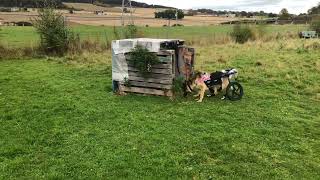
[196,74,211,84]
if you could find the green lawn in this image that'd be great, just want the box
[0,39,319,178]
[0,24,308,47]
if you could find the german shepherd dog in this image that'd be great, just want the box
[185,69,238,102]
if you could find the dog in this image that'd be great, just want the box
[185,69,238,102]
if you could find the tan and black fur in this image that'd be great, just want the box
[185,71,231,102]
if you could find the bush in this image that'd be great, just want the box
[230,24,254,44]
[113,25,143,39]
[310,16,320,34]
[172,24,184,27]
[124,25,138,39]
[129,45,160,77]
[32,1,74,56]
[172,76,186,97]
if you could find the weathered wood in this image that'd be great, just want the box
[129,76,172,84]
[125,51,173,62]
[157,50,175,56]
[118,50,175,97]
[128,67,172,75]
[127,63,172,70]
[120,85,173,97]
[176,46,195,79]
[152,63,172,69]
[128,71,173,79]
[158,56,173,63]
[125,81,172,90]
[126,56,172,64]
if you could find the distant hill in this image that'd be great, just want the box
[0,0,62,8]
[64,0,171,8]
[0,0,171,9]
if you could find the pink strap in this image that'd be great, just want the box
[196,74,210,84]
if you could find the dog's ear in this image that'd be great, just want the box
[193,71,202,79]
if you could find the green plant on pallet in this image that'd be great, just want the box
[130,45,160,77]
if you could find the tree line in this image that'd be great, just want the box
[186,9,278,18]
[308,3,320,15]
[0,0,171,8]
[187,4,320,19]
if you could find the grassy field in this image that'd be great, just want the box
[0,24,309,47]
[0,26,320,178]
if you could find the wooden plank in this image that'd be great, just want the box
[129,76,172,84]
[152,63,172,69]
[126,81,172,90]
[128,67,172,75]
[172,49,176,77]
[127,63,172,69]
[157,50,175,56]
[128,71,173,79]
[120,85,173,97]
[126,56,172,64]
[158,56,173,63]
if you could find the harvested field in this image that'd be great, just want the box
[0,3,241,27]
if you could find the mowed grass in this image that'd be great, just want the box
[0,24,308,47]
[0,38,320,178]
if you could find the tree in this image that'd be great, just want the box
[308,3,320,15]
[247,12,254,18]
[279,8,291,20]
[32,0,74,55]
[268,13,278,18]
[155,9,184,20]
[240,11,248,17]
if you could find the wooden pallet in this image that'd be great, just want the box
[119,50,175,97]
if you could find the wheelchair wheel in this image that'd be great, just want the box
[226,82,244,101]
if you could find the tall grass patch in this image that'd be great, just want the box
[310,16,320,34]
[230,24,255,44]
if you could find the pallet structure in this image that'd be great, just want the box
[112,39,195,97]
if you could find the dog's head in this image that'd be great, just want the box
[184,71,202,93]
[228,68,238,80]
[222,68,238,80]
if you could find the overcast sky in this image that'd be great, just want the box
[138,0,319,14]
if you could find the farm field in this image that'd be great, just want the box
[1,24,320,178]
[0,2,240,27]
[0,24,309,47]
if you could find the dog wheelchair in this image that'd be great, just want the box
[205,69,244,101]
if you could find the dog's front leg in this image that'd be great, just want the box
[221,78,229,99]
[213,86,218,96]
[193,91,200,97]
[197,84,207,102]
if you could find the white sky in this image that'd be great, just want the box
[138,0,319,14]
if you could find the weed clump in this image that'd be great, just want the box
[172,76,186,98]
[296,44,309,54]
[256,61,263,66]
[113,25,144,39]
[230,24,254,44]
[0,45,41,60]
[310,16,320,34]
